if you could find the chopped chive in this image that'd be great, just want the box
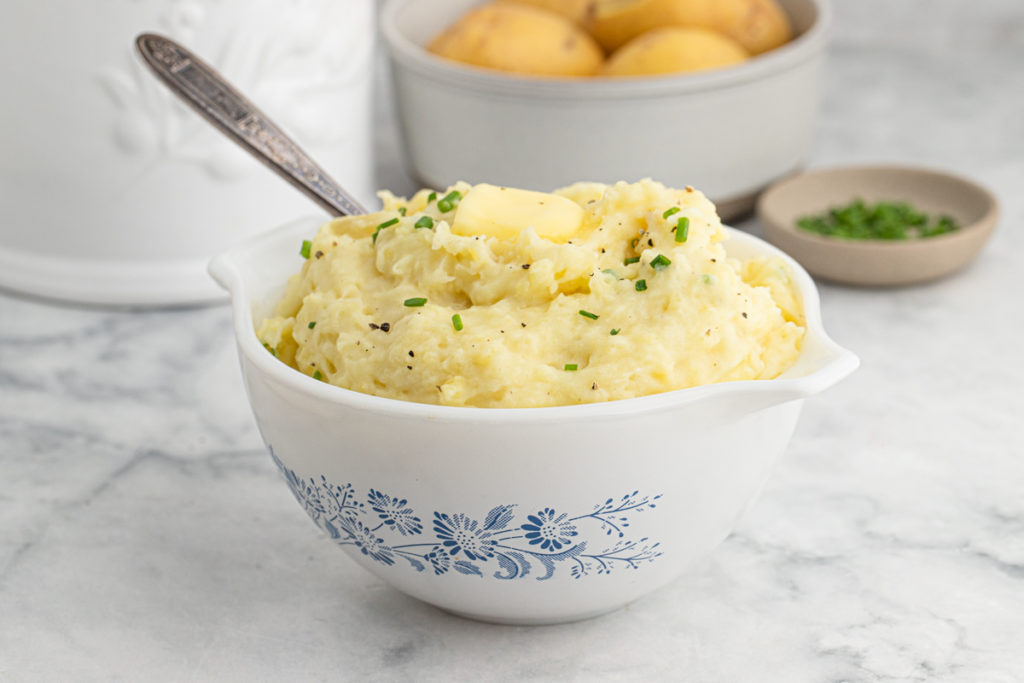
[796,198,959,240]
[415,216,434,229]
[398,207,407,216]
[452,314,464,331]
[674,216,690,243]
[300,240,312,259]
[610,328,620,336]
[404,297,427,307]
[372,217,400,244]
[623,256,640,265]
[564,363,578,371]
[428,191,437,203]
[635,279,648,292]
[578,309,599,320]
[663,207,680,219]
[312,370,323,381]
[630,238,640,248]
[263,342,278,357]
[601,268,620,279]
[307,321,316,329]
[437,190,462,212]
[702,274,712,284]
[650,254,672,270]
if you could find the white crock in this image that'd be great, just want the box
[0,0,374,306]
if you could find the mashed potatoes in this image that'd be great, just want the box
[257,179,804,408]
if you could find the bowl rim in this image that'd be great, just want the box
[757,163,1000,252]
[379,0,833,99]
[210,215,858,424]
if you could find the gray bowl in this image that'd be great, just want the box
[380,0,831,221]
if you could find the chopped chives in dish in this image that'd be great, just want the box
[796,199,960,240]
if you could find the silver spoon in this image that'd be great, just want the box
[135,33,368,217]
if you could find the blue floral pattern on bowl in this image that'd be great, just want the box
[270,448,663,580]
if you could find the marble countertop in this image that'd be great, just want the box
[3,2,1023,680]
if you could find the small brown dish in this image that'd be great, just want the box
[756,165,999,286]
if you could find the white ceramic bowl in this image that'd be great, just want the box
[209,218,857,625]
[381,0,830,221]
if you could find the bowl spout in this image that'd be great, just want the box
[208,252,240,294]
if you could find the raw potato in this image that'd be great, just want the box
[500,0,595,26]
[712,0,792,55]
[603,27,749,76]
[586,0,698,52]
[427,2,604,77]
[586,0,791,55]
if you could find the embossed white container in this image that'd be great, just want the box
[0,0,374,306]
[210,217,858,625]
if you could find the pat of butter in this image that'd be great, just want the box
[451,183,583,242]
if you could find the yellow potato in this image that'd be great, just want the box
[586,0,698,52]
[712,0,792,55]
[586,0,791,55]
[499,0,596,26]
[602,27,748,76]
[428,2,604,77]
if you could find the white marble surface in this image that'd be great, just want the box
[3,2,1023,680]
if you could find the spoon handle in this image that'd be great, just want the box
[135,33,368,217]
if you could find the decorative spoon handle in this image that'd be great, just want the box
[135,33,368,217]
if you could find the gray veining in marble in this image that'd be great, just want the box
[2,1,1023,680]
